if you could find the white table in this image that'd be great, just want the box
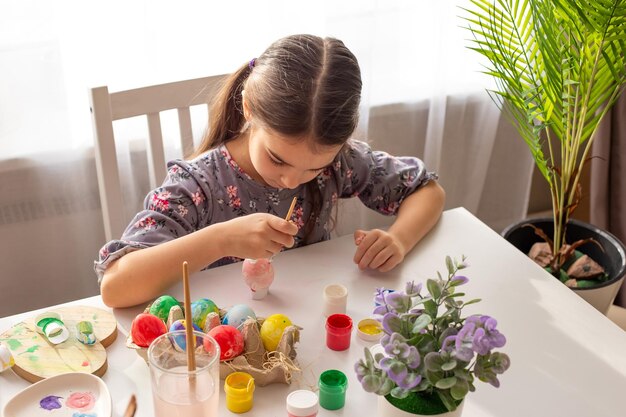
[2,207,625,416]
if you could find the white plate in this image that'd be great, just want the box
[2,372,111,417]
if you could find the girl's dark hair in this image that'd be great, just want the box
[192,34,362,241]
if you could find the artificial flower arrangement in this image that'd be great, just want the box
[355,256,511,415]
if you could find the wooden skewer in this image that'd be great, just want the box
[123,394,137,417]
[285,196,297,221]
[182,261,196,384]
[269,196,298,262]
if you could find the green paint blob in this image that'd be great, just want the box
[29,355,39,362]
[6,339,22,350]
[25,345,40,353]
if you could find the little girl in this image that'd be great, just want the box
[95,34,445,308]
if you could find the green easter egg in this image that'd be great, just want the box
[191,298,219,329]
[149,295,179,321]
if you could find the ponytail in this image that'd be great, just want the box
[190,63,251,158]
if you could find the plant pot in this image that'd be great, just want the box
[502,218,626,314]
[377,394,464,417]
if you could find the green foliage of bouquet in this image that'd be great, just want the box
[355,256,511,414]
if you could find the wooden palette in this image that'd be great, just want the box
[0,306,117,383]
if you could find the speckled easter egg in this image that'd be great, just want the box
[191,298,219,329]
[223,304,256,329]
[260,314,292,352]
[169,319,203,350]
[130,313,167,347]
[206,325,244,361]
[149,295,179,321]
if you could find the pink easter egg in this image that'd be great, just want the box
[242,258,274,288]
[130,313,167,347]
[206,325,244,361]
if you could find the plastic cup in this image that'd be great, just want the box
[224,372,255,413]
[323,284,348,317]
[286,389,319,417]
[148,330,220,417]
[318,369,348,410]
[325,314,353,351]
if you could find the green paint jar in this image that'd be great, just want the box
[318,369,347,410]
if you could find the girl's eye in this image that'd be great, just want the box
[269,156,284,166]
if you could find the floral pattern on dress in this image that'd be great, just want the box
[94,140,437,280]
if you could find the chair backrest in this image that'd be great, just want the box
[89,74,227,242]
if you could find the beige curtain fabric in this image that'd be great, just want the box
[590,91,626,307]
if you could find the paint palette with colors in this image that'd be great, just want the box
[2,372,112,417]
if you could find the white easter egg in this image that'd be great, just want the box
[222,304,257,329]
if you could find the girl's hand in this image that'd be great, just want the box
[221,213,298,259]
[353,229,406,272]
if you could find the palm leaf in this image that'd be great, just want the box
[462,0,626,259]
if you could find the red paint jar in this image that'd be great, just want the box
[325,314,353,351]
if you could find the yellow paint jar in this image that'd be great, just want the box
[224,372,255,413]
[357,318,383,342]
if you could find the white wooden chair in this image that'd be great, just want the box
[89,74,226,242]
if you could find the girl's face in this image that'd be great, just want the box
[247,125,342,189]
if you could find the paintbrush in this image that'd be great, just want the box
[182,261,197,389]
[269,196,297,262]
[285,196,297,222]
[123,394,136,417]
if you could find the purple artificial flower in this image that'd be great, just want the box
[373,304,390,316]
[404,281,423,296]
[451,275,469,285]
[380,358,422,390]
[382,312,403,334]
[441,334,457,353]
[472,315,506,354]
[454,321,477,362]
[383,333,411,358]
[384,292,411,313]
[374,288,390,306]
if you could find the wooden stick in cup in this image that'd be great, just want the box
[285,196,297,221]
[123,394,137,417]
[182,261,196,378]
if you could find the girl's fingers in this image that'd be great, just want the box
[357,237,387,270]
[354,229,366,246]
[353,231,375,264]
[369,247,394,270]
[268,216,298,235]
[378,253,403,272]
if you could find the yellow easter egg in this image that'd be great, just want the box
[260,314,292,352]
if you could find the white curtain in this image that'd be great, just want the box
[0,0,534,315]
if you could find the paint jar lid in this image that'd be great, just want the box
[323,284,347,303]
[34,312,70,345]
[286,389,319,416]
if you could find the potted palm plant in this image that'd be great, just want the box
[462,0,626,313]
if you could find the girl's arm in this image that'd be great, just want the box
[100,213,297,308]
[353,181,445,271]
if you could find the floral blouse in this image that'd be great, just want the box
[94,139,437,281]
